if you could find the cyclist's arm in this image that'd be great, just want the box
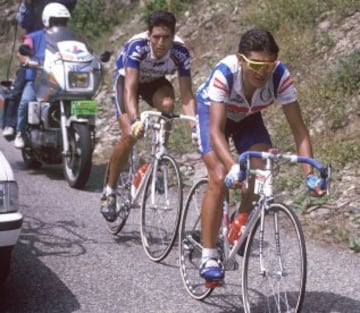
[178,75,197,129]
[124,66,140,122]
[282,100,314,176]
[210,101,235,171]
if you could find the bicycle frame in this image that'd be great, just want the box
[223,149,331,267]
[131,111,196,205]
[179,148,332,307]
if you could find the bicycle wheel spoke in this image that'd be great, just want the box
[242,203,306,313]
[179,178,213,300]
[140,155,182,262]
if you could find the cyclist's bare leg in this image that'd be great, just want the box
[107,114,136,189]
[201,151,227,248]
[152,84,175,141]
[239,143,271,214]
[200,151,226,284]
[152,84,175,113]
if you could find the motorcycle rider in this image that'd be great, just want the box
[100,10,197,222]
[16,0,77,34]
[2,1,77,140]
[14,2,71,148]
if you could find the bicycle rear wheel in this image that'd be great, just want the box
[140,154,182,262]
[179,178,213,300]
[242,202,306,313]
[102,161,132,235]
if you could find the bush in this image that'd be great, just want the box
[330,50,360,96]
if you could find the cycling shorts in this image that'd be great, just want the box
[197,102,272,156]
[114,76,173,118]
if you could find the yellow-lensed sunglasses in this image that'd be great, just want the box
[240,54,276,73]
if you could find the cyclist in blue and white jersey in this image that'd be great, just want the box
[101,10,196,222]
[196,28,326,284]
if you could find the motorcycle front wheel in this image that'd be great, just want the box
[63,123,92,189]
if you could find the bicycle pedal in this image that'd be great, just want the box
[205,280,224,288]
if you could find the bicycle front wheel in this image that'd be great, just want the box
[242,202,307,313]
[179,178,213,300]
[140,154,182,262]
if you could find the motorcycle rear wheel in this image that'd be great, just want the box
[63,123,92,189]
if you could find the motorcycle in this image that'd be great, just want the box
[21,26,109,189]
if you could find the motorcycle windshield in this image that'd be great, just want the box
[46,26,94,62]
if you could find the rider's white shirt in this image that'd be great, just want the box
[197,55,297,122]
[115,31,191,83]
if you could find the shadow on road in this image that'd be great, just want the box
[0,243,80,313]
[0,215,96,313]
[13,159,108,193]
[200,288,360,313]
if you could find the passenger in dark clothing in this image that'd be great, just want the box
[16,0,77,34]
[2,45,32,141]
[2,1,77,140]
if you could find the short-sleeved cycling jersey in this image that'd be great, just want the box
[197,54,297,122]
[115,31,191,83]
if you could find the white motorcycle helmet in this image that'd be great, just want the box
[42,3,71,28]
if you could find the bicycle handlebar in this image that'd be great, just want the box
[237,149,332,186]
[140,110,196,124]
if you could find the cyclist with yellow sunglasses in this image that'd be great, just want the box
[196,28,326,284]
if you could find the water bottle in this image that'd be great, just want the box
[133,163,150,189]
[227,212,248,245]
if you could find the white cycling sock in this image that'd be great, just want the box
[104,185,116,196]
[202,248,219,264]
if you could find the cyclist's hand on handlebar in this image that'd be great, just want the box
[306,174,326,197]
[130,118,144,138]
[225,164,243,189]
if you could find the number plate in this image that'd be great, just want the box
[71,100,98,115]
[254,174,265,194]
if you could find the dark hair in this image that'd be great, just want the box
[238,28,279,57]
[147,10,176,34]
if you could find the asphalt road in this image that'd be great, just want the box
[0,135,359,313]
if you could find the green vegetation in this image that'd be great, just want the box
[141,0,196,18]
[70,1,137,45]
[70,0,196,45]
[330,50,360,96]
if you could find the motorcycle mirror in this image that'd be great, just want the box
[100,51,111,62]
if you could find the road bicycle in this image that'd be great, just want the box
[179,149,332,312]
[102,110,196,262]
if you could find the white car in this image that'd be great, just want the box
[0,150,23,284]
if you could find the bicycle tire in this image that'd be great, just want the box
[242,202,307,313]
[179,178,213,300]
[102,161,132,235]
[140,154,182,262]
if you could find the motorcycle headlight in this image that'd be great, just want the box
[0,181,19,213]
[68,72,90,88]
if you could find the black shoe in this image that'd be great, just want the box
[100,194,117,222]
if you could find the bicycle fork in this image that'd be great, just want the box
[258,203,286,279]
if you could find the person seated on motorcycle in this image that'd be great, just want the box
[15,0,77,34]
[100,10,197,222]
[5,1,78,141]
[2,45,32,141]
[14,2,71,149]
[196,28,327,284]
